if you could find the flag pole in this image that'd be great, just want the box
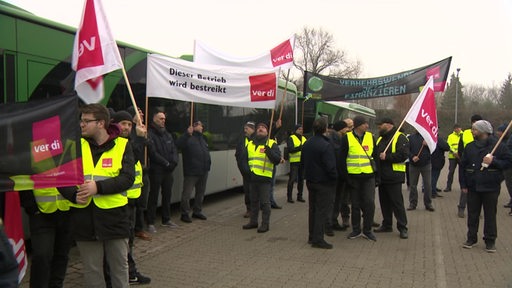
[278,69,291,121]
[382,118,407,154]
[120,67,142,125]
[190,102,194,127]
[263,109,276,173]
[480,119,512,171]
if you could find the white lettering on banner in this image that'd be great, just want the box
[252,89,275,97]
[420,109,438,136]
[33,140,62,153]
[272,52,293,64]
[78,37,96,57]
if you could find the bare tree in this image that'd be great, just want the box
[290,27,362,89]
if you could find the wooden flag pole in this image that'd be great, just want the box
[262,109,276,173]
[480,119,512,171]
[278,69,291,121]
[382,118,407,154]
[120,67,142,126]
[190,102,195,127]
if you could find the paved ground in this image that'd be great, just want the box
[20,168,512,288]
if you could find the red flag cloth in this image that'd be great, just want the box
[404,76,438,153]
[71,0,123,103]
[3,191,27,284]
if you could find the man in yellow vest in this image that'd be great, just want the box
[111,110,151,285]
[373,118,409,239]
[242,123,282,233]
[340,116,379,241]
[286,124,306,203]
[457,114,483,218]
[59,103,135,288]
[444,124,462,192]
[20,187,72,287]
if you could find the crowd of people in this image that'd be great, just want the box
[6,103,512,287]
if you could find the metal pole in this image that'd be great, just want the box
[454,68,460,124]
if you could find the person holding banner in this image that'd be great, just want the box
[457,114,483,218]
[59,103,135,288]
[177,120,211,223]
[407,130,435,212]
[340,116,379,242]
[460,120,512,252]
[374,117,410,239]
[242,123,282,233]
[235,121,256,218]
[19,187,72,288]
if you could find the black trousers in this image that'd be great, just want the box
[348,176,375,234]
[378,183,407,231]
[147,170,174,224]
[445,159,459,190]
[467,189,499,244]
[307,181,335,243]
[28,210,71,288]
[287,163,304,200]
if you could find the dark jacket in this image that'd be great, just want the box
[247,135,281,183]
[376,127,409,185]
[459,136,512,192]
[176,131,211,176]
[301,134,337,184]
[326,130,343,176]
[431,137,450,170]
[147,124,178,173]
[59,124,135,241]
[235,134,252,177]
[408,132,431,167]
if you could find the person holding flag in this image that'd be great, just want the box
[459,120,512,252]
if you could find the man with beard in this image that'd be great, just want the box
[460,120,512,253]
[242,123,282,233]
[373,118,409,239]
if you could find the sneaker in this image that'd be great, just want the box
[347,231,362,239]
[129,272,151,285]
[161,220,179,228]
[362,231,377,242]
[485,242,496,253]
[147,225,157,233]
[462,240,476,249]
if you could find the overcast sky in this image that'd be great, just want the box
[6,0,512,88]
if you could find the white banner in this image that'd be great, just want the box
[146,54,277,109]
[194,36,294,69]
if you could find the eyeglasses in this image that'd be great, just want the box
[80,119,99,125]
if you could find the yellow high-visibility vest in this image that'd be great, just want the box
[462,129,474,148]
[447,131,461,159]
[70,137,129,209]
[288,134,306,163]
[346,132,375,174]
[247,139,276,178]
[127,161,143,199]
[33,187,70,213]
[377,132,406,172]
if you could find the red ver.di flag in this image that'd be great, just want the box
[4,191,27,284]
[72,0,123,103]
[0,96,83,192]
[404,76,438,153]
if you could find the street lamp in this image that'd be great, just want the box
[454,68,461,124]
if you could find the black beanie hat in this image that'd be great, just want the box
[112,110,133,123]
[353,116,367,129]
